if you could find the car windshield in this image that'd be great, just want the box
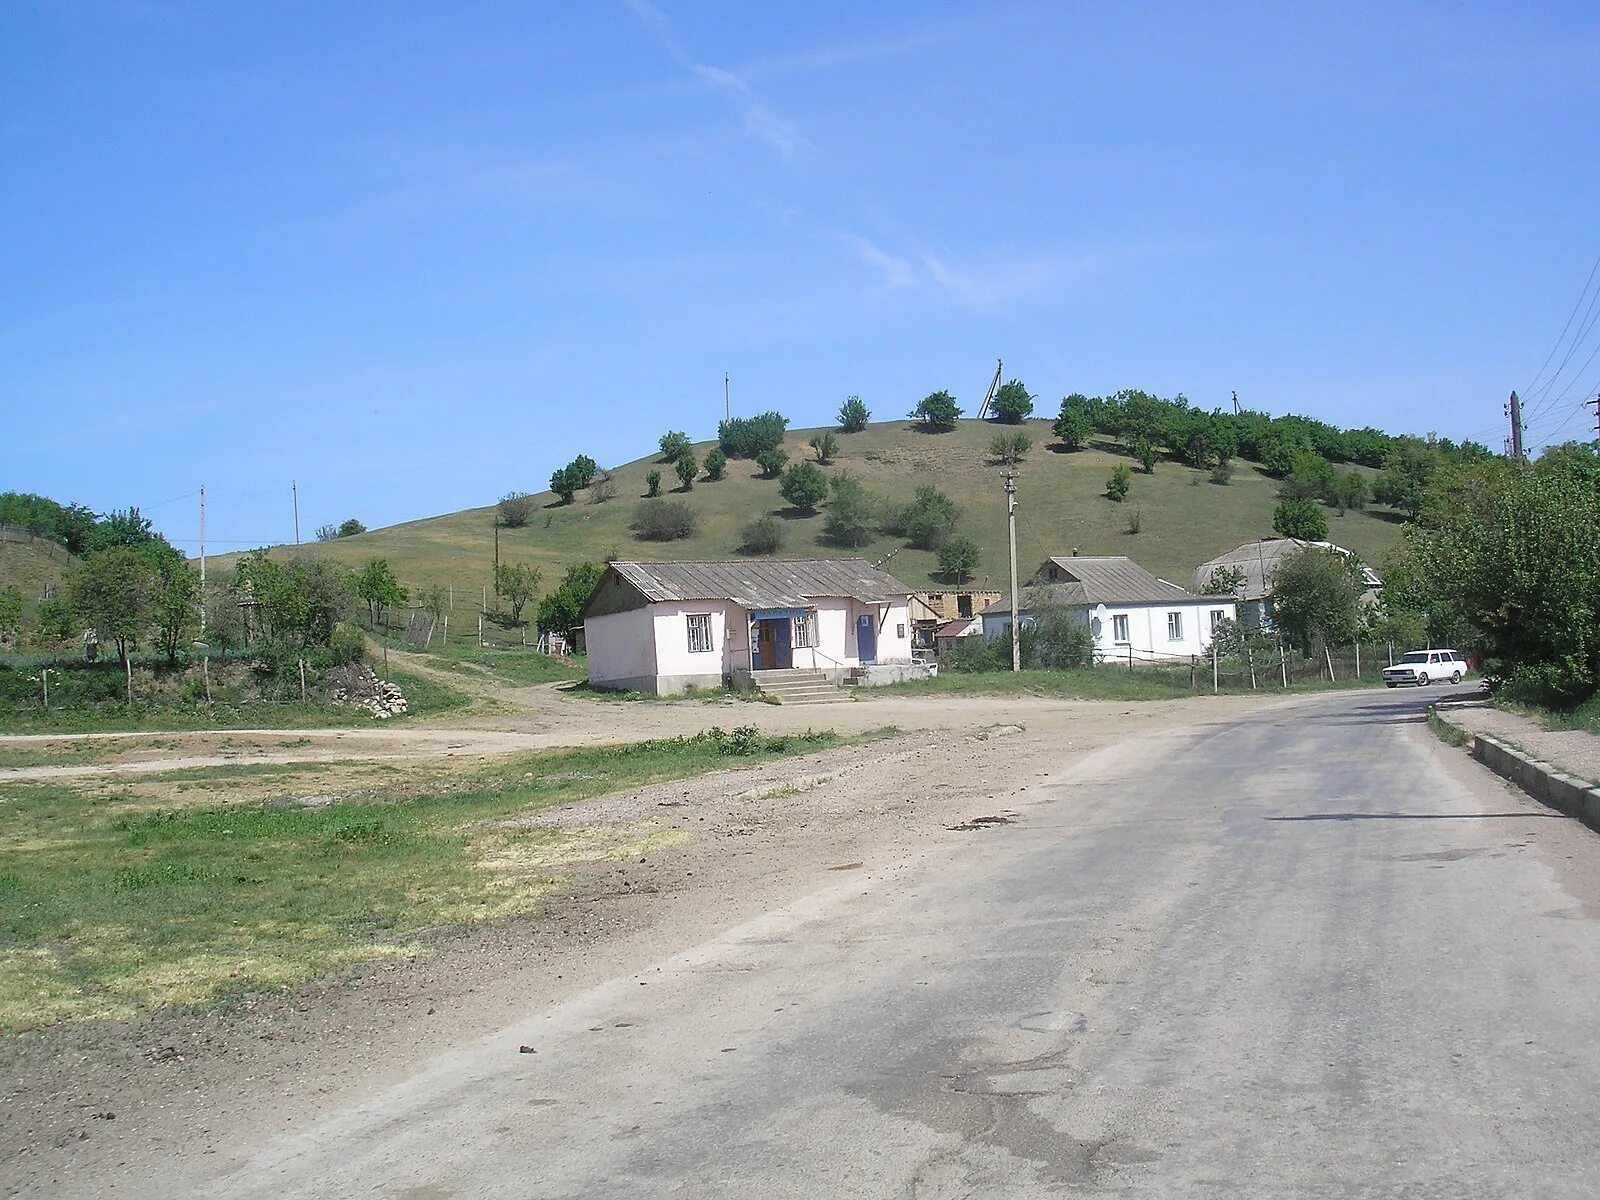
[1399,652,1431,664]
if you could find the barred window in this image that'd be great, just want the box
[793,611,816,648]
[686,613,714,654]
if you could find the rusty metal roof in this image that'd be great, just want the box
[606,559,907,609]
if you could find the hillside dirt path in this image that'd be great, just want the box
[1,690,1309,1199]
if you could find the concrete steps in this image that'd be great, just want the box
[751,669,851,705]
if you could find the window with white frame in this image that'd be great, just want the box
[1167,611,1184,641]
[1210,609,1226,634]
[686,613,714,654]
[792,611,816,648]
[1112,614,1130,643]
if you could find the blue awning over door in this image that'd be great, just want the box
[750,608,810,620]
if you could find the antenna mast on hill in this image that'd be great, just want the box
[976,359,1003,419]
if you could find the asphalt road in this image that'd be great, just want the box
[200,687,1600,1198]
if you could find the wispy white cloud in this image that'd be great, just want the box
[626,0,809,158]
[836,233,916,289]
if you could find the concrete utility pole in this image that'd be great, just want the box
[1231,390,1241,415]
[1507,391,1525,462]
[292,480,301,544]
[724,374,730,424]
[1006,471,1021,673]
[1587,394,1600,443]
[198,484,206,637]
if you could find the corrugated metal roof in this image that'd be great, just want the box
[1191,538,1382,600]
[987,556,1194,614]
[607,559,907,609]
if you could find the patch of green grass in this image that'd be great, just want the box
[1427,708,1472,747]
[1496,694,1600,736]
[568,681,776,704]
[0,666,468,736]
[0,727,853,1030]
[412,642,584,688]
[0,741,110,771]
[873,665,1386,702]
[143,761,344,784]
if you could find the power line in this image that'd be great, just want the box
[1522,248,1600,402]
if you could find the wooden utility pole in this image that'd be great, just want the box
[1507,391,1525,462]
[198,485,206,636]
[1005,471,1020,673]
[493,515,500,604]
[292,480,301,544]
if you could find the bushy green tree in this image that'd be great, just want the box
[704,447,728,481]
[810,432,839,464]
[69,547,157,702]
[632,499,699,542]
[354,558,407,628]
[718,412,788,458]
[837,395,870,432]
[1132,438,1159,474]
[823,472,878,547]
[233,552,352,650]
[1106,464,1132,501]
[990,378,1034,424]
[659,431,691,461]
[989,432,1032,464]
[0,585,21,644]
[37,598,76,642]
[150,553,199,663]
[674,450,698,490]
[1202,566,1248,597]
[1272,498,1329,541]
[550,465,579,504]
[779,461,828,512]
[1052,402,1092,451]
[536,562,606,640]
[499,492,535,527]
[937,536,981,581]
[1270,546,1364,657]
[494,562,543,625]
[1333,472,1370,514]
[337,518,367,537]
[897,485,959,550]
[756,447,789,479]
[1374,436,1442,521]
[645,469,662,498]
[910,390,962,431]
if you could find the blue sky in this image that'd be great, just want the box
[4,1,1599,552]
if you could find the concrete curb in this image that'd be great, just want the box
[1465,730,1600,834]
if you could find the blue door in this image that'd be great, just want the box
[774,619,793,669]
[856,614,877,665]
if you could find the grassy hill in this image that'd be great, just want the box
[220,419,1406,595]
[0,537,72,602]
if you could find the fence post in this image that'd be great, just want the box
[1190,655,1196,690]
[1247,646,1257,690]
[1212,642,1219,694]
[1355,642,1361,678]
[298,658,307,702]
[1127,645,1134,674]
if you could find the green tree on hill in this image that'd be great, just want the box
[1270,547,1364,659]
[0,585,21,645]
[718,412,788,458]
[704,447,728,481]
[537,562,606,641]
[658,431,691,461]
[779,461,828,512]
[756,447,788,478]
[1273,498,1329,541]
[674,450,698,490]
[1106,464,1132,501]
[910,390,962,431]
[989,379,1034,424]
[823,472,878,547]
[937,536,981,581]
[355,558,407,629]
[1052,401,1092,451]
[837,396,870,432]
[150,553,199,663]
[69,546,157,703]
[810,431,838,463]
[494,562,542,626]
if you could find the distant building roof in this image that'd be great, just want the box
[989,555,1195,613]
[936,616,981,638]
[593,558,907,614]
[1192,538,1382,601]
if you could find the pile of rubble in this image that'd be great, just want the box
[327,663,409,719]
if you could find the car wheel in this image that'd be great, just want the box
[1385,682,1397,689]
[1451,670,1462,684]
[1417,672,1429,686]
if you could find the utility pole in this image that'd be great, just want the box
[1231,390,1240,415]
[292,480,301,544]
[493,515,500,580]
[1006,471,1020,673]
[1587,394,1600,443]
[198,484,206,636]
[724,373,730,424]
[1507,391,1525,462]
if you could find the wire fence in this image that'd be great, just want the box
[1094,642,1400,692]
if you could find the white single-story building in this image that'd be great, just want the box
[582,559,914,694]
[981,555,1236,664]
[1192,537,1383,630]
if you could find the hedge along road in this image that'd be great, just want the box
[111,686,1600,1198]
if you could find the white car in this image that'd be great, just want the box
[1383,649,1469,688]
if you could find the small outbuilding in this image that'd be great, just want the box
[982,555,1235,664]
[582,559,914,695]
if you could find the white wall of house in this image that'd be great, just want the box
[588,595,914,694]
[982,599,1236,663]
[583,609,658,691]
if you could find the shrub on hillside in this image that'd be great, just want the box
[989,379,1034,424]
[718,412,788,458]
[659,431,691,461]
[937,536,981,581]
[1052,400,1092,451]
[894,485,959,550]
[910,390,962,431]
[989,432,1032,465]
[823,472,878,547]
[674,451,697,491]
[810,432,838,463]
[1273,497,1329,541]
[756,447,789,479]
[740,515,786,556]
[645,469,662,497]
[499,492,536,527]
[837,395,870,432]
[779,461,828,512]
[704,447,728,481]
[1106,464,1132,502]
[632,499,699,542]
